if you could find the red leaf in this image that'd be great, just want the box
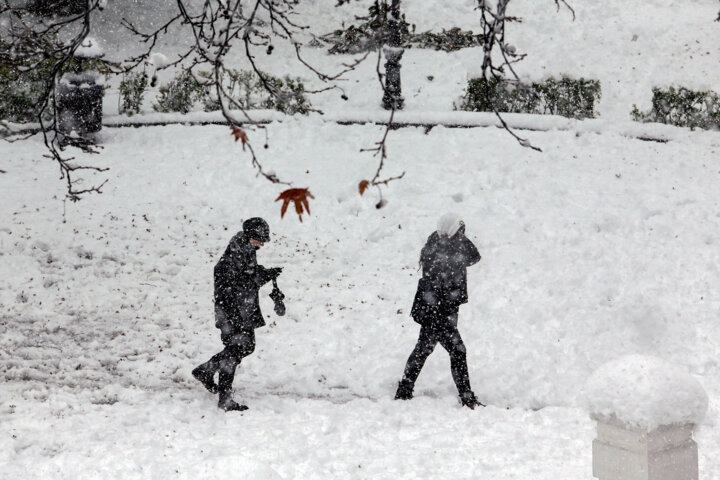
[275,188,315,222]
[231,128,248,150]
[358,180,370,196]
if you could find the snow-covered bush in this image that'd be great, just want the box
[322,3,481,54]
[631,86,720,131]
[31,0,86,16]
[119,71,148,117]
[152,71,205,114]
[322,2,407,54]
[258,74,311,115]
[457,76,602,120]
[0,54,47,122]
[412,28,484,52]
[154,69,311,115]
[200,69,259,112]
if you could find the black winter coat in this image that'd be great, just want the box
[214,232,274,331]
[411,232,481,325]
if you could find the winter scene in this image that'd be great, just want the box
[1,0,720,479]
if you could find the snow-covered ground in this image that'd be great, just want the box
[2,120,720,478]
[3,0,720,477]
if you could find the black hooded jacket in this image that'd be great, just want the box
[214,232,274,330]
[411,232,481,325]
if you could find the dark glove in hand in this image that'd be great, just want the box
[268,267,282,280]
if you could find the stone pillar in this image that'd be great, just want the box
[592,415,699,480]
[586,355,708,480]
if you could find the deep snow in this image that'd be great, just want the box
[3,0,720,478]
[586,354,709,430]
[2,120,720,478]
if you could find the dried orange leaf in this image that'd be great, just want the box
[275,188,314,222]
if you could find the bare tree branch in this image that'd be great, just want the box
[0,0,110,200]
[128,0,370,186]
[476,0,573,152]
[358,42,405,206]
[3,0,368,199]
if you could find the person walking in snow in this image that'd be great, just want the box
[395,214,484,409]
[192,217,283,411]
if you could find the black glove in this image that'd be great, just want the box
[267,267,282,280]
[270,279,286,316]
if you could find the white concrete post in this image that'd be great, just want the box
[586,355,708,480]
[592,415,698,480]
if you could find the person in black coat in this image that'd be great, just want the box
[192,217,282,411]
[395,214,483,409]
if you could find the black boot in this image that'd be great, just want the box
[217,368,247,411]
[459,391,485,409]
[192,363,218,394]
[218,390,248,412]
[395,379,414,400]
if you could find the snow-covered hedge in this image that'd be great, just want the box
[149,69,311,115]
[457,76,602,120]
[631,86,720,131]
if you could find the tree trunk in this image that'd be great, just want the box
[382,0,404,110]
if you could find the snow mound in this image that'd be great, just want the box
[147,52,170,69]
[74,36,104,59]
[585,354,708,431]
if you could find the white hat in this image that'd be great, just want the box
[437,213,464,237]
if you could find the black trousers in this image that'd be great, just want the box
[401,311,472,396]
[197,325,256,393]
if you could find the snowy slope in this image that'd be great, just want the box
[2,121,720,478]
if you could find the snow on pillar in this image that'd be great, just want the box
[586,355,708,480]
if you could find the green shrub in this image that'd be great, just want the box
[119,72,148,116]
[324,2,405,54]
[0,36,49,122]
[0,71,45,123]
[410,27,483,52]
[258,75,311,115]
[631,86,720,130]
[200,69,260,112]
[457,76,602,120]
[152,71,205,114]
[321,4,480,54]
[199,69,311,115]
[31,0,86,16]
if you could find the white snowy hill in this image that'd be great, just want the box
[2,1,720,479]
